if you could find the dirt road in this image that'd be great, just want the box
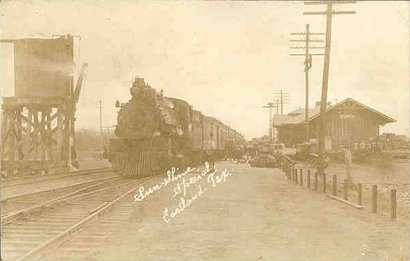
[48,161,409,260]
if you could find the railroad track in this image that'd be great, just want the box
[43,189,143,260]
[1,167,113,188]
[1,175,121,217]
[1,175,158,261]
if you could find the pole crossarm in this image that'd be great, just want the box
[263,104,277,109]
[290,47,324,49]
[290,39,324,42]
[273,90,290,115]
[304,11,356,15]
[290,53,324,56]
[304,1,356,5]
[290,33,325,35]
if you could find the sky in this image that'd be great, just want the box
[1,0,409,140]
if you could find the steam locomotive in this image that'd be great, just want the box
[106,77,244,177]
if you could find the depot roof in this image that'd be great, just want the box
[273,98,396,127]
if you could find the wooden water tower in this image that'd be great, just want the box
[1,35,87,177]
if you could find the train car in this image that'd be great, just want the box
[107,77,244,177]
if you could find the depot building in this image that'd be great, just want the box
[273,98,396,148]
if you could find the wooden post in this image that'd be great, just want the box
[315,172,318,190]
[357,183,362,206]
[56,107,64,172]
[41,110,46,164]
[300,169,303,186]
[291,166,294,181]
[16,109,23,161]
[391,189,396,220]
[295,169,298,184]
[8,111,16,177]
[46,110,53,170]
[290,166,293,181]
[289,164,292,180]
[33,109,40,163]
[332,175,337,196]
[372,185,377,213]
[25,109,33,161]
[1,112,8,162]
[307,170,311,188]
[289,164,293,180]
[2,111,10,176]
[343,179,348,200]
[288,164,291,179]
[63,107,70,166]
[287,165,290,179]
[288,163,293,177]
[323,173,326,193]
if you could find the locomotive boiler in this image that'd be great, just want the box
[107,77,244,177]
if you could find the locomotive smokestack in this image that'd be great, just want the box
[130,77,146,98]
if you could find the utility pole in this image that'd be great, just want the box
[96,100,103,149]
[280,90,283,114]
[263,102,277,143]
[290,24,325,142]
[304,0,356,175]
[274,99,280,142]
[274,90,290,115]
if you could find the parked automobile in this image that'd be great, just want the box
[249,154,278,168]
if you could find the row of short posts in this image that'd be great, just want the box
[287,166,397,221]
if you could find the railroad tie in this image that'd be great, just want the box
[138,153,141,175]
[142,152,146,174]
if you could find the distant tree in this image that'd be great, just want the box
[250,135,270,144]
[75,128,115,151]
[75,129,100,151]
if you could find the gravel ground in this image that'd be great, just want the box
[81,161,409,261]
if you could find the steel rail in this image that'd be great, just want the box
[1,175,119,203]
[15,176,157,261]
[1,167,113,188]
[1,176,121,218]
[1,177,139,225]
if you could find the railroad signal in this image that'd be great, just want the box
[303,0,356,175]
[290,24,325,142]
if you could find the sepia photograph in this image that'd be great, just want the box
[0,0,409,260]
